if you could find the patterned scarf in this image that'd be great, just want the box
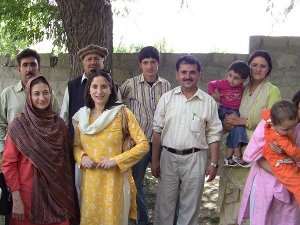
[7,76,78,223]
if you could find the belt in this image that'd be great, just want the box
[163,146,201,155]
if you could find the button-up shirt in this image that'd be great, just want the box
[0,81,60,152]
[120,74,171,142]
[153,86,222,150]
[60,75,87,124]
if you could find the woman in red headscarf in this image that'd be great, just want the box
[2,76,78,225]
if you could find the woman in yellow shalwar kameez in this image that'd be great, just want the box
[72,69,149,225]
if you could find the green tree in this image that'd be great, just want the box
[0,0,113,78]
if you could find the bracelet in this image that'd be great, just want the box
[246,119,249,129]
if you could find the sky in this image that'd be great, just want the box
[112,0,300,53]
[33,0,300,54]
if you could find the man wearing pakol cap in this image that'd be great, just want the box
[60,44,108,208]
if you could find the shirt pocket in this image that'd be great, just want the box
[189,115,205,133]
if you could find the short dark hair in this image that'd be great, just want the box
[175,55,201,72]
[228,61,250,79]
[292,90,300,108]
[248,50,272,77]
[84,69,119,110]
[270,100,298,125]
[138,46,160,63]
[16,48,40,67]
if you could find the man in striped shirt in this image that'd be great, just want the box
[120,46,171,225]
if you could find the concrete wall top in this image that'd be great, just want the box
[1,36,300,106]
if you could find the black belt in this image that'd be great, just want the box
[163,146,201,155]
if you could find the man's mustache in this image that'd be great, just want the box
[26,72,34,76]
[183,78,194,82]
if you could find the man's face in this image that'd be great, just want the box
[18,56,40,86]
[176,63,200,91]
[82,53,104,77]
[139,57,159,81]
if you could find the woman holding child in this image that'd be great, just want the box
[238,92,300,225]
[218,50,281,225]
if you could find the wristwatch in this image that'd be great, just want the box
[210,162,219,168]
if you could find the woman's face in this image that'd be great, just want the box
[249,56,270,82]
[89,76,111,107]
[31,83,51,110]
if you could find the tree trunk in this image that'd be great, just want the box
[55,0,113,80]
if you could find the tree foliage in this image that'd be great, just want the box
[0,0,65,56]
[0,0,113,78]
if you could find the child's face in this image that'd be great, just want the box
[273,118,298,136]
[227,70,244,87]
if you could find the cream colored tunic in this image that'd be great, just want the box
[73,108,149,225]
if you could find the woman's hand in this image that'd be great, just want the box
[11,191,25,221]
[97,158,117,169]
[257,157,273,174]
[81,155,97,169]
[223,114,247,131]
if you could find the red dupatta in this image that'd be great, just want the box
[7,76,78,223]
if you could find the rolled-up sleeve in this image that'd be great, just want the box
[153,93,167,134]
[205,99,222,144]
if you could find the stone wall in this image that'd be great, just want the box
[1,35,300,106]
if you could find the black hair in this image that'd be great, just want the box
[16,48,40,67]
[84,69,120,110]
[228,61,250,79]
[30,76,49,88]
[270,100,298,125]
[248,50,272,76]
[175,55,201,72]
[138,46,160,63]
[292,90,300,108]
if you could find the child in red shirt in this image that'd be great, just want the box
[208,61,250,167]
[262,100,300,206]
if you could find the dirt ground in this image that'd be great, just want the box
[144,168,220,225]
[0,169,220,225]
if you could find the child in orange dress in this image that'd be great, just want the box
[262,100,300,206]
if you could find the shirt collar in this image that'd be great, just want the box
[174,86,204,100]
[81,74,88,83]
[139,73,161,84]
[14,81,24,92]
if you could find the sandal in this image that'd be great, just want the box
[224,157,237,167]
[232,155,251,168]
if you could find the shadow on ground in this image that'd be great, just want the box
[144,168,220,225]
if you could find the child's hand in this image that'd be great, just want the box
[211,93,221,102]
[269,142,285,154]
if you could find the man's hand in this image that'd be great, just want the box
[205,164,217,182]
[151,158,160,178]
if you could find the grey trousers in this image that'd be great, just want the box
[153,148,207,225]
